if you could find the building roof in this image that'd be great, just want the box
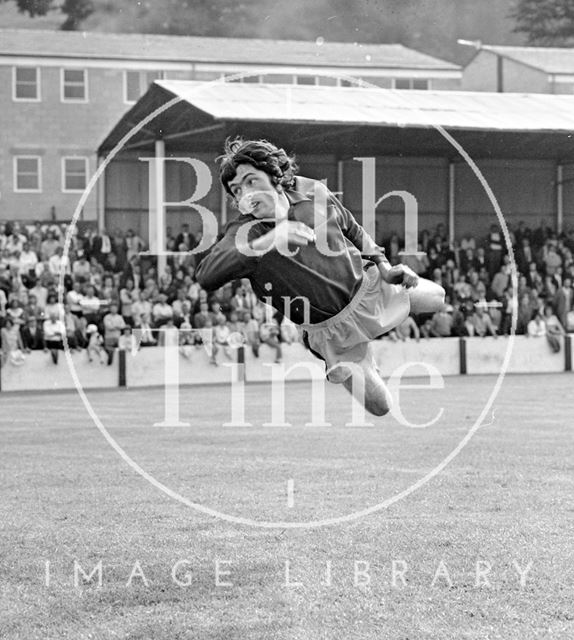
[481,45,574,75]
[0,28,459,70]
[99,81,574,161]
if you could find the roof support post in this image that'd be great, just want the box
[96,154,105,232]
[448,161,456,246]
[150,139,167,279]
[557,164,564,235]
[337,159,344,199]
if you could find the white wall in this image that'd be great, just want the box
[2,337,571,392]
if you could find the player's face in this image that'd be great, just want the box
[227,164,286,219]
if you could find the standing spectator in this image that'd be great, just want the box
[543,304,565,353]
[91,228,114,266]
[1,318,26,366]
[125,229,144,263]
[43,311,65,364]
[515,237,534,276]
[63,304,86,350]
[242,312,261,357]
[72,252,91,281]
[86,324,106,364]
[489,260,510,301]
[18,242,39,280]
[102,303,126,365]
[553,276,572,331]
[40,231,60,262]
[175,223,197,251]
[119,278,137,326]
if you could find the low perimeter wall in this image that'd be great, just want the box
[1,335,572,392]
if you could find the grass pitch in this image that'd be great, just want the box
[1,373,573,639]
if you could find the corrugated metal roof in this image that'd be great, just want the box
[154,80,574,132]
[483,45,574,75]
[0,28,459,70]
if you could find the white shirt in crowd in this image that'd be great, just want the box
[43,318,66,342]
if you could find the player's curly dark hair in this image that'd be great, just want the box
[218,137,298,196]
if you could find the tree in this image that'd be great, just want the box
[0,0,94,28]
[511,0,574,45]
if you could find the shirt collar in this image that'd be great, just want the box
[285,189,311,205]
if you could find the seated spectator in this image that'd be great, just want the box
[131,289,151,327]
[6,299,25,327]
[134,313,156,347]
[280,316,300,344]
[72,253,91,281]
[391,314,420,341]
[259,318,283,363]
[193,301,212,329]
[527,309,546,338]
[44,293,63,320]
[48,246,69,277]
[66,281,85,316]
[118,326,137,354]
[152,293,174,328]
[452,273,472,305]
[21,316,44,351]
[63,303,86,350]
[428,304,454,337]
[213,316,233,363]
[43,311,65,364]
[469,301,498,337]
[80,285,105,326]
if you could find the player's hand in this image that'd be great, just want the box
[382,264,419,289]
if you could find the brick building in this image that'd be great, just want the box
[0,28,461,225]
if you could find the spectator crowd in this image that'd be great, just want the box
[1,217,573,368]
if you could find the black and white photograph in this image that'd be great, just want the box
[1,0,573,638]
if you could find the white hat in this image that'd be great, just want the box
[86,324,98,334]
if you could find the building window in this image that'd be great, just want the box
[295,75,317,85]
[62,157,88,192]
[62,68,87,101]
[394,78,430,90]
[124,70,164,103]
[14,156,41,192]
[13,67,40,101]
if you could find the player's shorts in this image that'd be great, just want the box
[300,265,410,383]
